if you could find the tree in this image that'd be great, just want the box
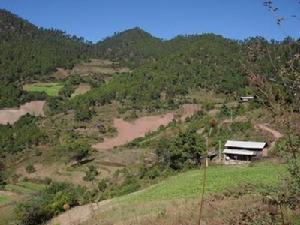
[67,140,92,163]
[83,165,99,182]
[245,1,300,222]
[0,160,6,189]
[156,129,205,170]
[75,103,93,121]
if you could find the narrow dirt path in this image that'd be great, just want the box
[254,123,283,156]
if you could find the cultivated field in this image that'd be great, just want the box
[23,82,64,96]
[71,83,91,98]
[0,101,45,124]
[93,104,200,150]
[71,59,130,76]
[48,161,285,225]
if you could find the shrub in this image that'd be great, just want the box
[67,140,91,162]
[16,182,86,225]
[26,164,36,174]
[98,179,108,192]
[83,165,99,182]
[220,104,231,117]
[155,129,205,170]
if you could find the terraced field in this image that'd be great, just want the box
[23,82,64,96]
[0,182,46,225]
[49,161,286,225]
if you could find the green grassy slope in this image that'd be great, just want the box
[120,161,285,203]
[5,182,45,194]
[0,196,9,204]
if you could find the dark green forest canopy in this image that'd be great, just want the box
[0,114,46,155]
[0,9,98,108]
[71,34,299,114]
[0,9,96,83]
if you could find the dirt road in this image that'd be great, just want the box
[255,123,283,156]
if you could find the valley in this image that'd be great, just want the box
[0,7,299,225]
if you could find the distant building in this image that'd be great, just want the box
[223,140,267,162]
[239,96,256,103]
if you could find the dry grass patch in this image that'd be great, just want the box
[71,83,91,98]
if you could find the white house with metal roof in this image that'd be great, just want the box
[239,96,256,103]
[223,140,267,162]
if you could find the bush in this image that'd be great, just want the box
[67,140,92,162]
[16,182,86,225]
[155,129,205,170]
[26,164,36,174]
[83,165,99,182]
[98,179,108,192]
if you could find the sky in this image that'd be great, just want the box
[0,0,299,42]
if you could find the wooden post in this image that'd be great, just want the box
[219,140,222,162]
[205,137,209,167]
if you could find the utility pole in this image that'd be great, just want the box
[219,140,222,163]
[205,136,209,168]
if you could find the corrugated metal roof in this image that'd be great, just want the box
[224,140,266,149]
[240,96,255,99]
[223,149,258,156]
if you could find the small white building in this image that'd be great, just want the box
[223,140,267,162]
[239,96,256,103]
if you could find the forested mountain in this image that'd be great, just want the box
[0,9,95,83]
[72,34,247,114]
[70,33,300,118]
[96,27,166,68]
[0,9,98,108]
[1,9,298,112]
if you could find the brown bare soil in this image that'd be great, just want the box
[47,200,112,225]
[0,191,16,198]
[255,123,283,156]
[71,83,91,98]
[93,113,174,150]
[72,59,130,76]
[93,104,200,150]
[180,104,200,121]
[0,101,45,125]
[51,68,70,79]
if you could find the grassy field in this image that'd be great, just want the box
[0,196,9,204]
[0,182,46,225]
[23,82,63,96]
[5,182,45,194]
[120,161,285,203]
[82,161,287,225]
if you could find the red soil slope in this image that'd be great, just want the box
[93,104,200,150]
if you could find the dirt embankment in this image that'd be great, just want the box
[255,123,283,156]
[0,101,45,125]
[93,104,200,150]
